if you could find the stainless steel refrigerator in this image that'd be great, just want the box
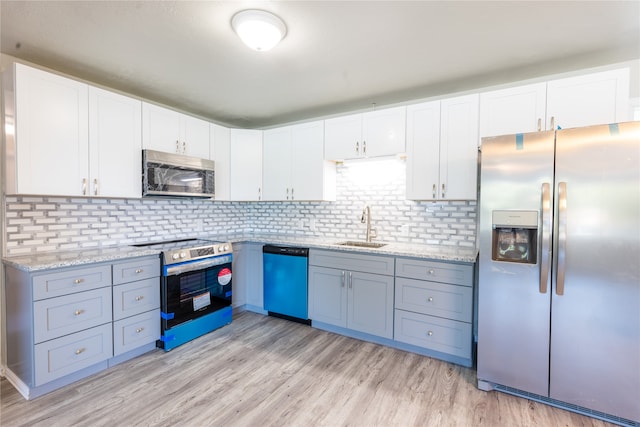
[477,121,640,425]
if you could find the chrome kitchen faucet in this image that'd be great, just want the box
[361,205,377,242]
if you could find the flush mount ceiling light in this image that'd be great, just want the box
[231,9,287,52]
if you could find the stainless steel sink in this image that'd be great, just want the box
[336,241,387,249]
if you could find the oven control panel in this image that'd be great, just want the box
[164,242,233,265]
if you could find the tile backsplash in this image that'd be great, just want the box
[3,159,477,256]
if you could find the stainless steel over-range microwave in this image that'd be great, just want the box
[142,149,215,198]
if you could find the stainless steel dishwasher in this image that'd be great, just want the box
[262,245,310,324]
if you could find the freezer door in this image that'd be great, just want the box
[477,131,555,396]
[550,122,640,422]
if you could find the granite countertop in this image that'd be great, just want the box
[2,233,478,272]
[205,233,478,263]
[2,246,162,272]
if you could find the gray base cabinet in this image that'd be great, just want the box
[394,257,474,364]
[4,255,160,399]
[309,250,394,339]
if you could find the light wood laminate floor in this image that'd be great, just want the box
[1,311,618,427]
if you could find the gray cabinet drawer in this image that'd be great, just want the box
[395,257,472,286]
[112,257,160,285]
[113,277,160,321]
[34,287,112,343]
[33,265,111,300]
[309,249,394,276]
[394,309,472,359]
[395,277,473,322]
[113,309,160,356]
[34,323,112,386]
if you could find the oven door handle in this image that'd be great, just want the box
[164,256,232,276]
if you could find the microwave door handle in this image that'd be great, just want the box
[539,182,551,294]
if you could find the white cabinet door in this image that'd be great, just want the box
[291,121,334,201]
[324,107,406,160]
[13,63,89,196]
[230,129,263,201]
[348,271,394,339]
[362,106,406,157]
[546,68,629,130]
[324,113,362,160]
[479,82,547,137]
[309,266,347,328]
[141,103,181,154]
[439,94,479,201]
[406,101,440,200]
[182,115,210,158]
[262,127,293,201]
[211,123,231,200]
[88,87,142,198]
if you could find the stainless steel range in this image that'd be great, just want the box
[133,238,233,351]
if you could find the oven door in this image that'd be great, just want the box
[161,255,232,330]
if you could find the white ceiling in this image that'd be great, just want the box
[1,1,639,128]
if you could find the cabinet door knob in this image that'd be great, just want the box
[427,331,433,337]
[427,297,433,302]
[73,278,84,285]
[428,269,435,275]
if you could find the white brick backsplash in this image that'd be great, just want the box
[3,159,477,255]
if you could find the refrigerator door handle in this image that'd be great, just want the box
[556,181,567,295]
[539,182,551,294]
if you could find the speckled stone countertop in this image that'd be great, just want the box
[2,246,161,272]
[3,234,477,273]
[205,233,478,264]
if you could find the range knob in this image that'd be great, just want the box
[224,245,230,251]
[218,245,224,252]
[172,253,179,260]
[180,252,187,259]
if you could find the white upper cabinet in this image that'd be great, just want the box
[479,83,547,137]
[229,129,263,201]
[480,68,630,138]
[324,106,406,160]
[9,63,89,196]
[545,68,629,130]
[406,94,479,201]
[88,87,142,198]
[142,102,210,158]
[210,123,231,200]
[6,63,142,198]
[263,121,336,201]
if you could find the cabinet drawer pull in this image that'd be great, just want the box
[341,271,345,288]
[93,178,99,196]
[427,331,433,337]
[135,295,144,301]
[432,184,436,199]
[176,140,180,152]
[349,272,353,289]
[136,327,144,333]
[75,348,86,355]
[363,140,366,156]
[74,309,85,316]
[82,178,87,195]
[356,141,359,155]
[135,269,143,274]
[441,183,445,198]
[73,278,84,284]
[427,297,433,302]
